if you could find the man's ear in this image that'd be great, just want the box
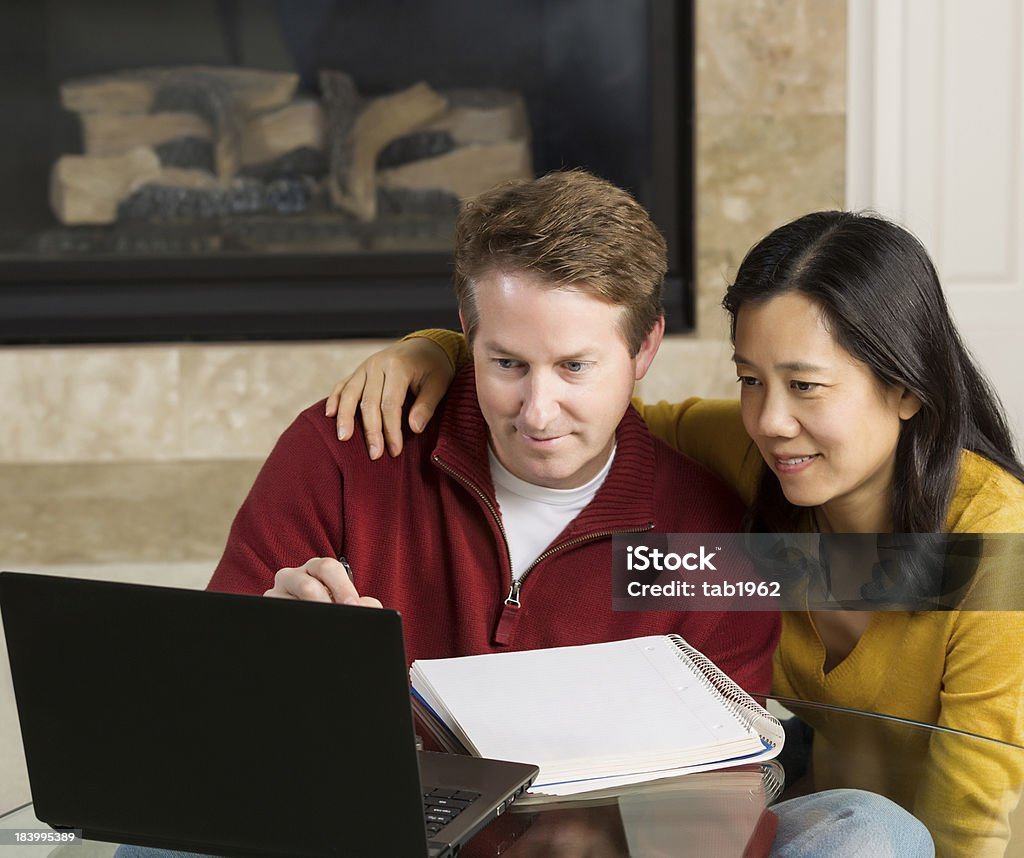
[634,316,665,381]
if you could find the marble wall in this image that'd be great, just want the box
[696,0,847,338]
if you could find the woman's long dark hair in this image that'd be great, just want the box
[723,210,1024,534]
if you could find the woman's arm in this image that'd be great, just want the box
[641,398,764,506]
[912,609,1024,857]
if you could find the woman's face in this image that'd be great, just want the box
[733,292,920,532]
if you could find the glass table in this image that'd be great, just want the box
[0,761,777,858]
[2,698,1023,858]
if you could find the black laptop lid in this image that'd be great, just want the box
[0,572,429,858]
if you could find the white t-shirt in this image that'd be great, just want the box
[488,445,616,581]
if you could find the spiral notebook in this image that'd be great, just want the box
[410,635,784,797]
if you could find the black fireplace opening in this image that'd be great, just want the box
[0,0,693,344]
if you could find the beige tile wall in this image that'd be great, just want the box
[0,0,847,811]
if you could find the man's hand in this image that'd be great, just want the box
[264,557,383,608]
[325,337,455,460]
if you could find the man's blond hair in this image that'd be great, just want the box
[453,170,667,355]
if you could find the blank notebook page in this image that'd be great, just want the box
[411,636,757,772]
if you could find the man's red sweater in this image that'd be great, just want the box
[209,369,779,695]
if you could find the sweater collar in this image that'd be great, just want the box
[433,366,656,533]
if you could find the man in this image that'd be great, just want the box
[208,170,778,693]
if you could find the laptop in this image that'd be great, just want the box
[0,571,538,858]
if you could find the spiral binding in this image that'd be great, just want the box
[665,634,784,748]
[760,759,786,803]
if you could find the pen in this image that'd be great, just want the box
[339,555,354,585]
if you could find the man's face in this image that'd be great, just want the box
[468,269,662,489]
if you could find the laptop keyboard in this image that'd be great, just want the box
[423,787,482,836]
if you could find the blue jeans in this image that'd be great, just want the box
[770,789,935,857]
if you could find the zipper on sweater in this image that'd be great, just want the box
[433,453,654,646]
[494,522,655,645]
[432,451,513,569]
[431,454,526,646]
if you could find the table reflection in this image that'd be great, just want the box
[2,700,1023,858]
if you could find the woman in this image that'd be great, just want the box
[325,210,1024,856]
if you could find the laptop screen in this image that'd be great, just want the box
[1,573,430,857]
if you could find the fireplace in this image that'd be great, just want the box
[0,0,693,343]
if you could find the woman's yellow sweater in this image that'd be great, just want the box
[423,329,1024,857]
[642,396,1024,858]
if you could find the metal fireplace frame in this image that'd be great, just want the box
[0,0,693,344]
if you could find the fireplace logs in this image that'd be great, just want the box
[48,65,534,255]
